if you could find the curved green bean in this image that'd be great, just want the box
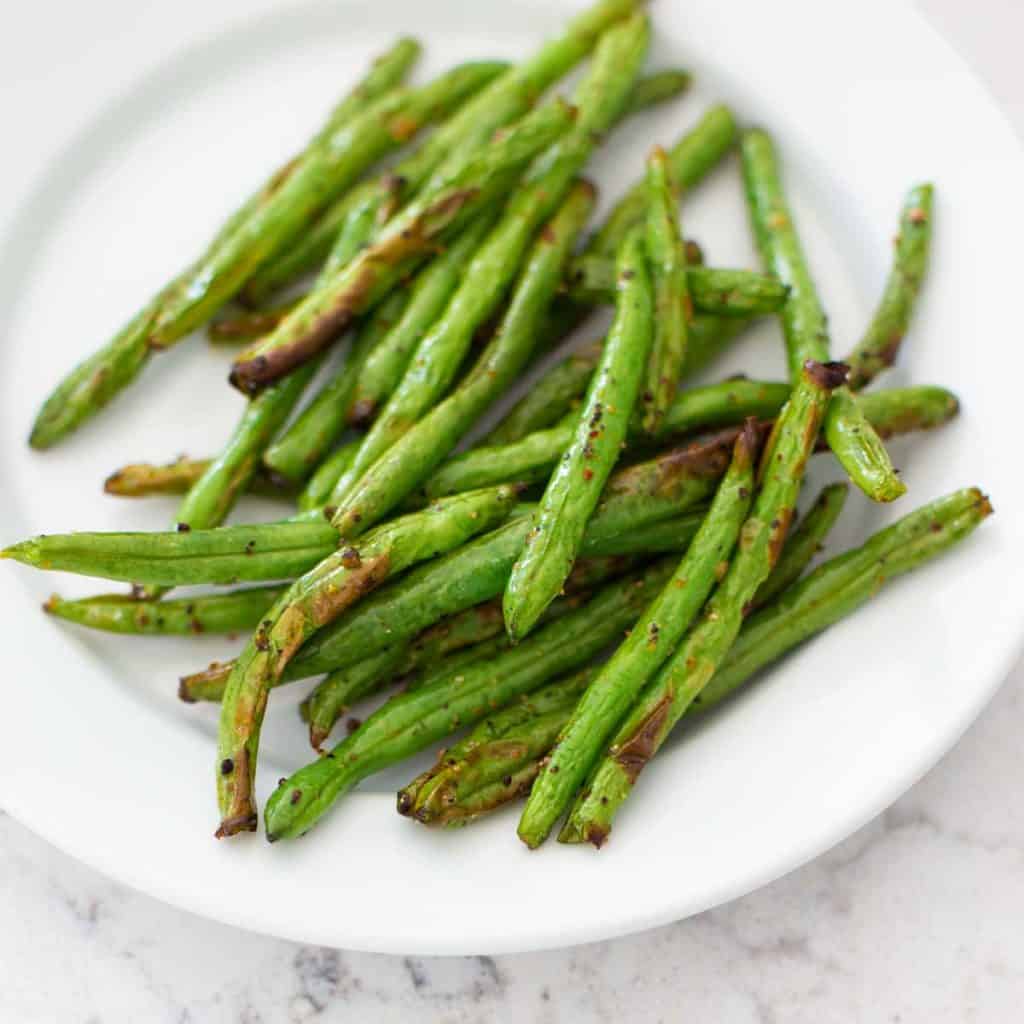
[846,184,934,390]
[503,227,654,641]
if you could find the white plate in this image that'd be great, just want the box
[2,0,1023,955]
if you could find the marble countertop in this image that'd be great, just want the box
[3,2,1023,1021]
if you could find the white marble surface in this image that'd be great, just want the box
[3,2,1024,1021]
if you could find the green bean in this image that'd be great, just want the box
[641,146,690,436]
[2,512,338,587]
[567,257,788,318]
[563,485,992,844]
[326,17,651,504]
[296,441,360,513]
[434,414,579,496]
[331,181,596,536]
[822,387,908,502]
[122,354,317,603]
[752,481,849,608]
[399,668,595,826]
[690,488,992,712]
[428,378,792,498]
[261,293,408,485]
[103,458,294,501]
[263,560,674,840]
[625,70,692,113]
[301,647,410,750]
[860,385,959,438]
[583,104,738,262]
[26,38,421,449]
[150,64,505,349]
[741,128,905,503]
[314,39,423,140]
[207,299,300,344]
[557,360,847,845]
[240,195,360,308]
[484,342,604,446]
[228,98,574,393]
[215,486,519,835]
[46,585,285,638]
[503,227,654,641]
[244,60,689,309]
[846,184,934,390]
[516,423,760,847]
[347,210,503,427]
[174,359,320,531]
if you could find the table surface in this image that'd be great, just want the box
[3,2,1023,1020]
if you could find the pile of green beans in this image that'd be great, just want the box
[7,0,991,854]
